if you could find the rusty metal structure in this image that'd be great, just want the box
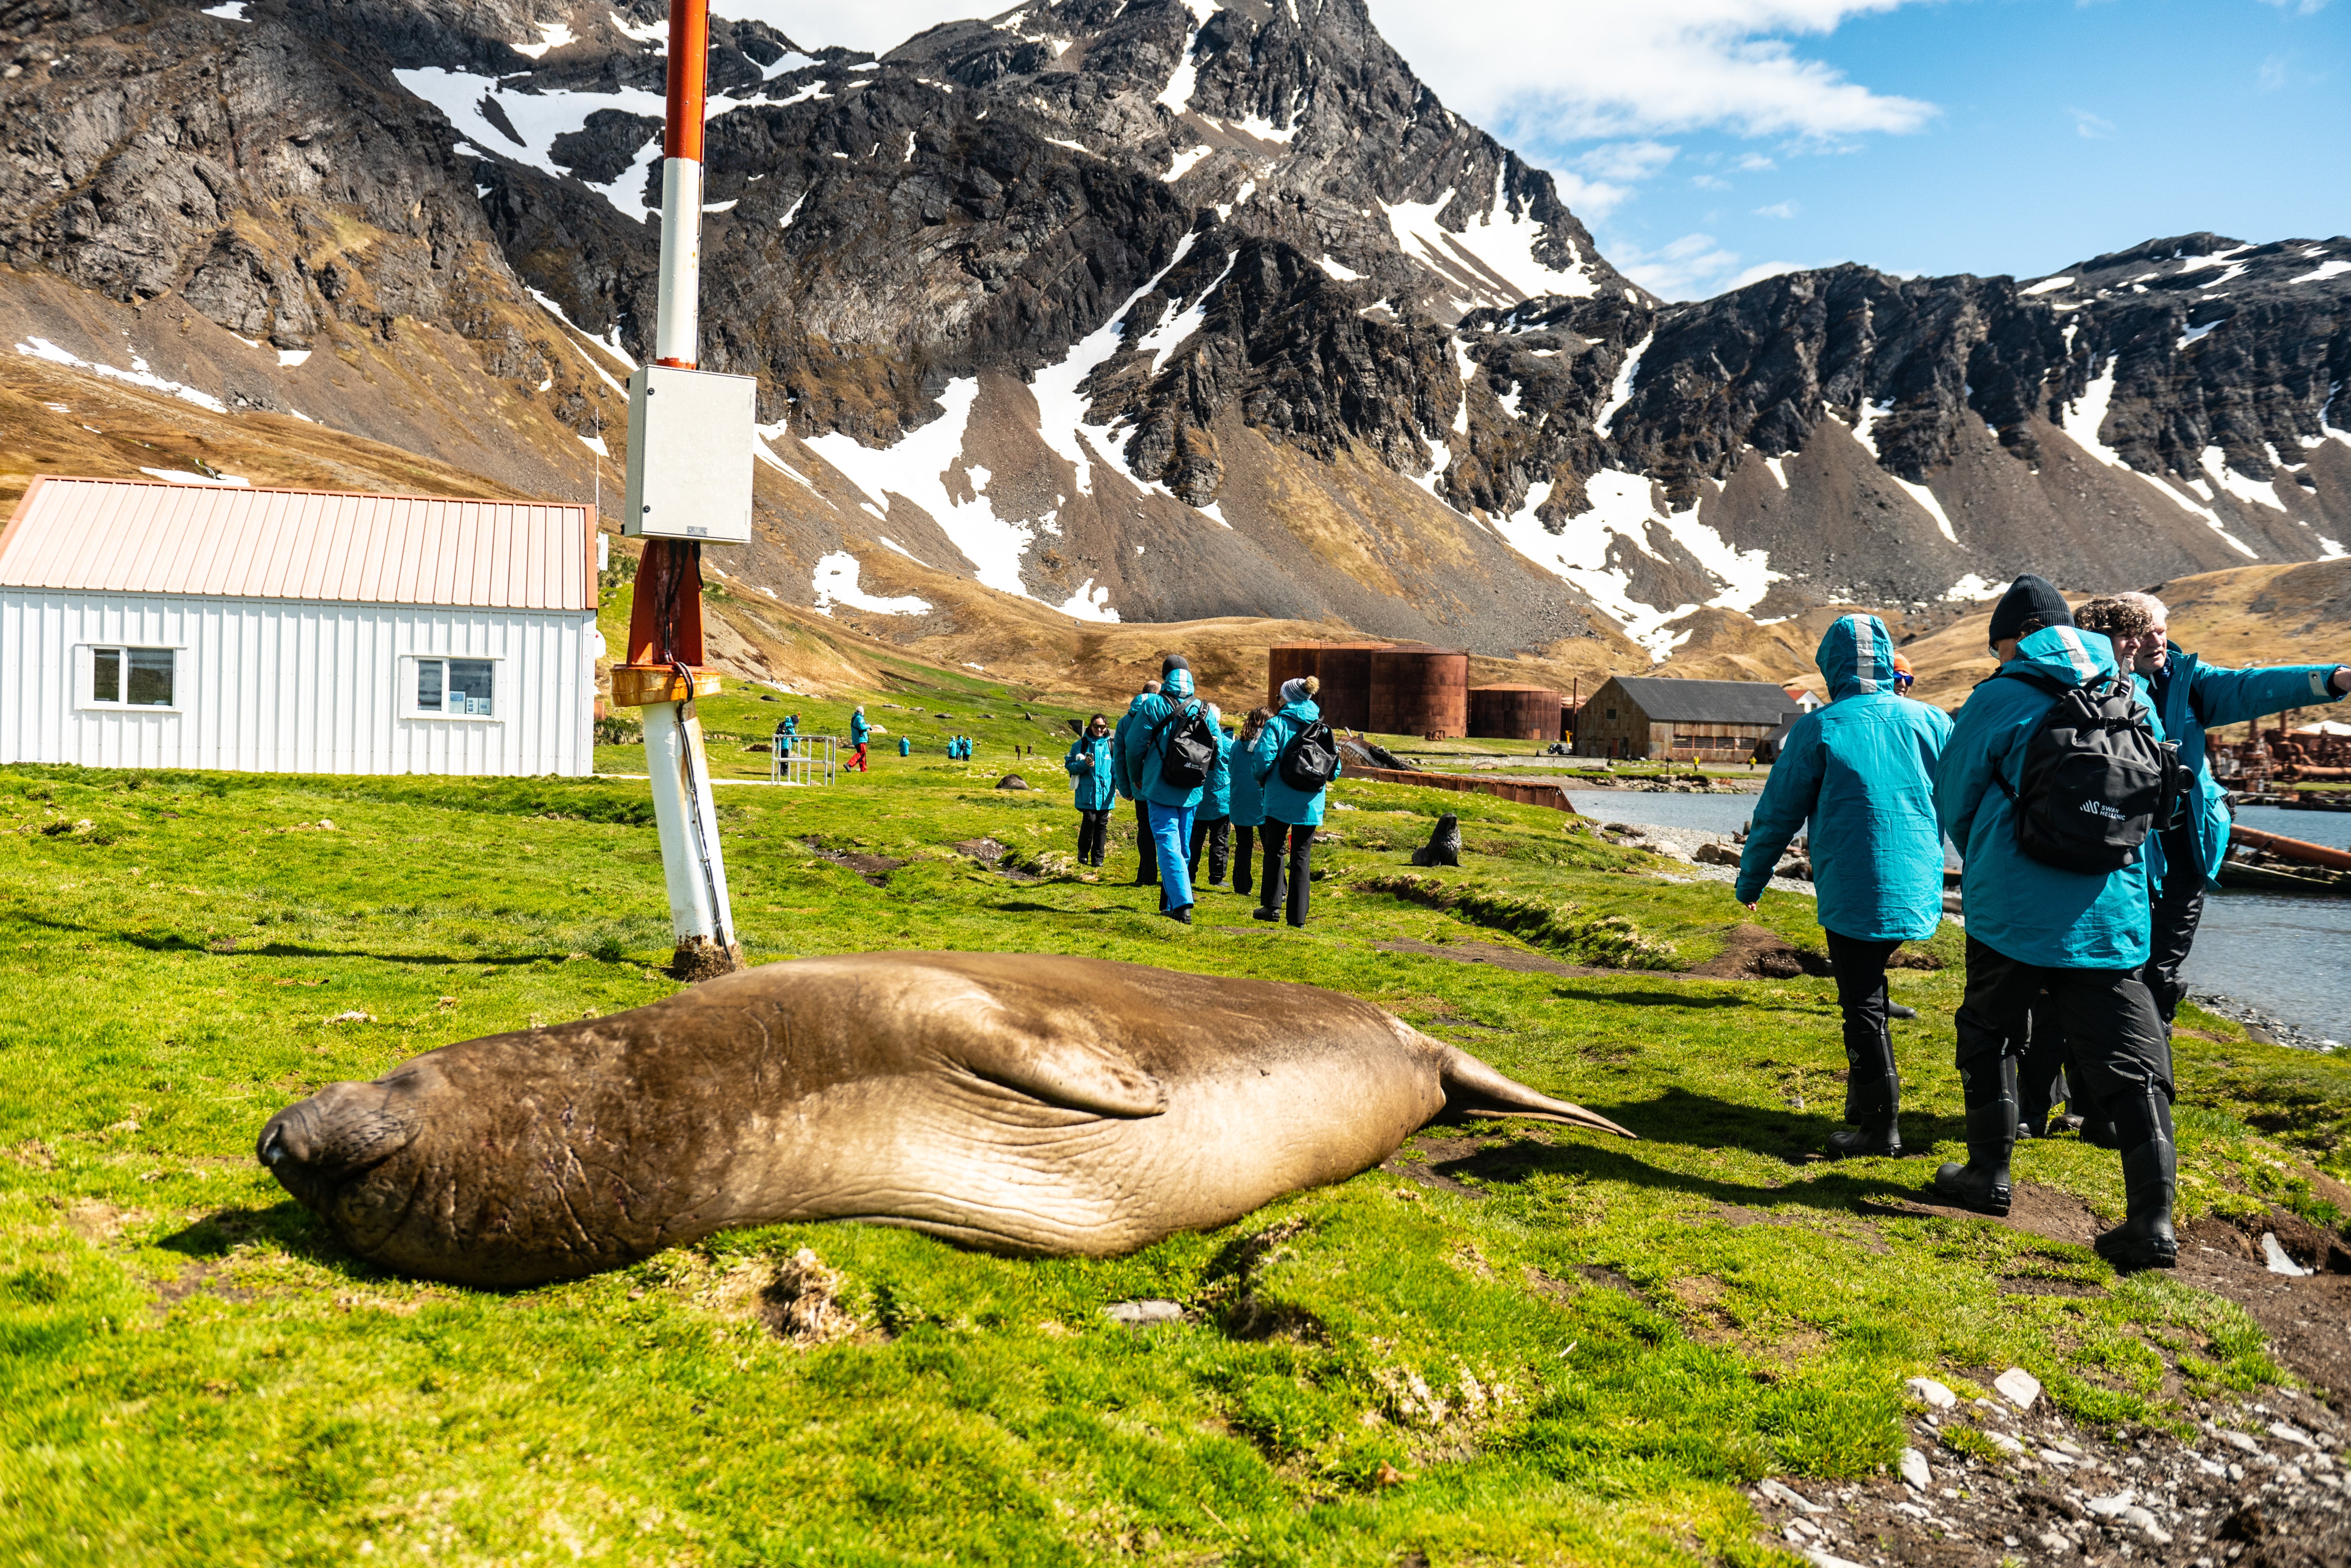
[1368,646,1469,739]
[1267,641,1385,730]
[1265,641,1467,737]
[1469,684,1568,741]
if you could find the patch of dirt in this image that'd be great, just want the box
[2176,1213,2351,1408]
[148,1260,257,1319]
[1749,1386,2351,1568]
[801,835,905,886]
[946,837,1039,881]
[1380,1134,1493,1198]
[1856,1178,2104,1248]
[753,1248,863,1347]
[1689,922,1832,979]
[1569,1263,1653,1305]
[1371,937,1605,976]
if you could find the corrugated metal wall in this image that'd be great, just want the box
[0,591,595,776]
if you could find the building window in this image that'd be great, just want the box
[83,646,176,709]
[415,658,496,718]
[1606,707,1618,720]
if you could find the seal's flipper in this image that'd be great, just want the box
[956,1022,1169,1119]
[1436,1045,1635,1139]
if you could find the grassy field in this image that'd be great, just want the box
[5,673,2349,1566]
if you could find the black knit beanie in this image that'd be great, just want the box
[1161,654,1190,674]
[1987,575,2072,644]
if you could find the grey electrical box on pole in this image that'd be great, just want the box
[622,364,756,543]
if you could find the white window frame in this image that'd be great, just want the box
[405,652,508,723]
[75,643,185,713]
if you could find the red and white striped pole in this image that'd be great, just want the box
[654,0,707,370]
[618,0,741,980]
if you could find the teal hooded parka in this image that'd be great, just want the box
[1065,733,1115,812]
[1253,694,1340,826]
[1735,614,1954,940]
[1934,624,2166,969]
[1122,668,1208,811]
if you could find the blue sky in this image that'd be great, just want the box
[731,0,2348,300]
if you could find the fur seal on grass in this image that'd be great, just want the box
[258,953,1632,1288]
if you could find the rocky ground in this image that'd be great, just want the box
[2186,992,2343,1054]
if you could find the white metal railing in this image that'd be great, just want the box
[770,733,838,786]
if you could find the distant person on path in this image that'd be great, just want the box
[1124,659,1211,922]
[1933,576,2178,1269]
[776,712,798,757]
[1228,707,1273,901]
[1189,706,1234,889]
[1253,676,1342,927]
[2101,590,2350,1026]
[1734,615,1953,1160]
[1065,713,1116,870]
[847,706,870,773]
[898,735,911,757]
[1113,678,1164,888]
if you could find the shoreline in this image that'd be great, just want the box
[2185,990,2342,1052]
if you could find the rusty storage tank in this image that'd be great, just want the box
[1367,646,1469,738]
[1470,685,1569,741]
[1267,641,1385,731]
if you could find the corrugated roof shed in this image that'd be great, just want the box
[0,476,594,612]
[1608,676,1804,724]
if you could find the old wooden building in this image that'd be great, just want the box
[1573,676,1805,762]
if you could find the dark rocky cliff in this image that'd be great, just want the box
[2,0,2345,659]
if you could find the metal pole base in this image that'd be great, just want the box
[670,934,743,982]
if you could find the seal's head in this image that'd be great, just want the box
[257,1062,439,1217]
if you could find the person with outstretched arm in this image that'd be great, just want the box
[1734,615,1953,1159]
[1122,658,1210,923]
[1111,679,1162,888]
[2106,591,2350,1025]
[1933,576,2177,1270]
[847,705,870,773]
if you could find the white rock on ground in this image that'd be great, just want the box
[1898,1448,1931,1489]
[1993,1367,2041,1409]
[1903,1376,1957,1410]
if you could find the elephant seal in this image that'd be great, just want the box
[258,953,1632,1288]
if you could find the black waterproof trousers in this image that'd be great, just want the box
[1260,821,1315,926]
[1188,816,1231,885]
[2017,998,2079,1135]
[1955,937,2172,1137]
[2141,827,2206,1024]
[1132,799,1158,885]
[1823,930,1902,1123]
[1232,825,1257,897]
[1074,808,1110,867]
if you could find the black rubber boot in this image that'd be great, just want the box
[1932,1056,2016,1216]
[2094,1083,2178,1270]
[1827,1008,1901,1159]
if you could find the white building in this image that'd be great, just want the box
[0,476,600,776]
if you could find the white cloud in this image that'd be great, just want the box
[1374,0,1938,142]
[1691,173,1733,189]
[2071,107,2116,139]
[2256,0,2327,14]
[1576,139,1681,181]
[1604,232,1745,299]
[1753,199,1797,218]
[1728,258,1806,289]
[2256,51,2290,91]
[1734,152,1778,170]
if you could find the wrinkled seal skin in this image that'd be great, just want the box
[258,953,1631,1288]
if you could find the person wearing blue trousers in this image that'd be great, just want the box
[1252,676,1340,926]
[1121,660,1206,922]
[1736,614,1952,1159]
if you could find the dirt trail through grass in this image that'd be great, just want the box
[6,680,2351,1565]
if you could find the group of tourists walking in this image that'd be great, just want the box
[1736,577,2351,1271]
[1064,656,1342,926]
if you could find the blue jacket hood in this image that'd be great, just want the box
[1126,690,1156,714]
[2011,623,2118,689]
[1162,668,1196,700]
[1816,613,1898,701]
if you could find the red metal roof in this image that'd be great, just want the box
[0,476,595,612]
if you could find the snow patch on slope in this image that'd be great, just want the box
[1380,172,1596,311]
[2059,360,2258,557]
[1593,332,1650,439]
[811,551,932,616]
[15,337,229,413]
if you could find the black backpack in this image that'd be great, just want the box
[1991,668,2185,874]
[1277,717,1340,792]
[1146,700,1218,790]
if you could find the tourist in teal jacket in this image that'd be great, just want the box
[1736,614,1953,1159]
[1226,707,1271,901]
[1065,715,1116,869]
[1111,683,1161,888]
[2105,592,2350,1024]
[1251,678,1340,926]
[1122,664,1206,919]
[1930,579,2176,1269]
[1188,711,1234,889]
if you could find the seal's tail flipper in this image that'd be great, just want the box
[1436,1045,1636,1139]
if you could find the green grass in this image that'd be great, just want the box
[1,708,2342,1565]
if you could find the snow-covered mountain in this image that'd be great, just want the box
[4,0,2347,661]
